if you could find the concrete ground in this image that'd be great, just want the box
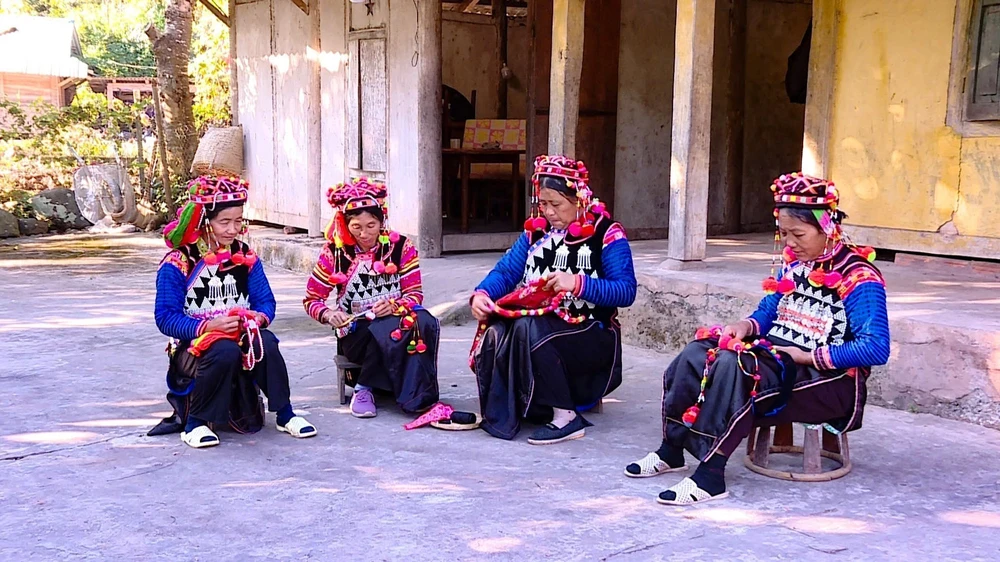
[1,233,999,562]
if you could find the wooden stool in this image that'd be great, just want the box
[335,355,361,405]
[744,422,852,482]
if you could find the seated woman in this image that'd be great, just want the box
[470,155,637,445]
[625,173,890,505]
[304,179,439,418]
[151,176,316,448]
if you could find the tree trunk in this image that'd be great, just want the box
[146,0,197,185]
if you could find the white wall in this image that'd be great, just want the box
[319,0,348,225]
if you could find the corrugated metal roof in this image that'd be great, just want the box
[0,15,89,79]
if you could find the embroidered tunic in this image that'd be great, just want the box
[155,241,276,341]
[303,235,423,337]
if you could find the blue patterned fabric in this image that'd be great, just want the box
[475,233,637,309]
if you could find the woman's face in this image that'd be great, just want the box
[348,211,382,250]
[207,206,244,248]
[777,208,828,262]
[538,187,578,230]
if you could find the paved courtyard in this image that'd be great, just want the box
[1,234,999,561]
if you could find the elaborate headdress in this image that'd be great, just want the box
[323,177,400,283]
[524,155,608,239]
[164,175,251,255]
[762,172,874,296]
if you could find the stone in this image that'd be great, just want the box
[0,209,18,238]
[30,187,92,231]
[17,218,49,236]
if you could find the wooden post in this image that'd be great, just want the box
[666,0,715,266]
[547,0,585,157]
[801,0,837,177]
[229,0,239,127]
[492,0,508,119]
[134,115,149,202]
[151,81,175,216]
[305,0,322,236]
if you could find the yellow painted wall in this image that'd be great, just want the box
[828,0,1000,242]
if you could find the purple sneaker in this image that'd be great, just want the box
[351,388,377,418]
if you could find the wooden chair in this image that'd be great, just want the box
[335,355,361,406]
[744,422,852,482]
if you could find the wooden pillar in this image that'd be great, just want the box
[107,81,116,106]
[306,0,322,237]
[229,0,239,127]
[547,0,585,157]
[666,0,716,265]
[801,0,837,178]
[493,0,509,118]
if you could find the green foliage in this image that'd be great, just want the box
[191,3,231,130]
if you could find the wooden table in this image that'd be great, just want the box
[442,148,525,234]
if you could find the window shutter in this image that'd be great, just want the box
[359,38,387,172]
[967,0,1000,121]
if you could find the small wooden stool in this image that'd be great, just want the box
[335,355,361,405]
[744,422,852,482]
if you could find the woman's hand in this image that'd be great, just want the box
[204,315,241,334]
[543,272,578,294]
[253,312,269,327]
[471,293,495,322]
[324,310,351,328]
[371,300,394,318]
[774,346,813,366]
[722,320,753,341]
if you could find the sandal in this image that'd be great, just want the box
[180,425,220,449]
[277,416,317,438]
[431,412,482,431]
[656,477,729,506]
[624,452,687,478]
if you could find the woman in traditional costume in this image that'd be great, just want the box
[625,173,890,505]
[151,176,316,448]
[470,155,637,445]
[304,178,440,418]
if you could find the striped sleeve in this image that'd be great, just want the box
[475,233,530,300]
[154,260,205,341]
[247,260,276,325]
[577,223,637,308]
[398,238,424,307]
[814,282,890,369]
[303,244,339,323]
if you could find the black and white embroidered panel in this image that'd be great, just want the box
[521,231,599,317]
[185,264,250,320]
[767,264,848,350]
[340,259,402,315]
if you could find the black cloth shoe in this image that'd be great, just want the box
[527,414,593,445]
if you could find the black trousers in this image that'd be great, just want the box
[168,329,291,432]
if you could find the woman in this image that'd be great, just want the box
[151,176,316,448]
[304,178,439,418]
[470,155,637,444]
[625,173,890,505]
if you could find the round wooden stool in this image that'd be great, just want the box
[744,422,852,481]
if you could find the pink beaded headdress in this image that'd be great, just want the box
[524,155,608,239]
[163,175,250,250]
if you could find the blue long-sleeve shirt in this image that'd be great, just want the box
[749,278,890,369]
[154,257,277,341]
[475,230,637,308]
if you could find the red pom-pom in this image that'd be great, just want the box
[244,252,258,266]
[782,246,797,263]
[388,231,400,243]
[524,218,535,233]
[777,278,796,295]
[204,252,219,266]
[807,269,826,287]
[681,406,700,426]
[402,317,415,329]
[390,329,402,341]
[861,246,877,262]
[415,342,427,353]
[824,271,843,289]
[718,334,733,350]
[330,272,348,284]
[373,261,386,274]
[568,222,583,237]
[762,277,779,295]
[532,217,547,231]
[384,263,398,275]
[580,223,595,238]
[230,252,246,266]
[694,327,712,340]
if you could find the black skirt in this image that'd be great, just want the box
[337,309,440,414]
[474,315,622,440]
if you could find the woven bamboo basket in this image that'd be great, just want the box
[192,126,244,177]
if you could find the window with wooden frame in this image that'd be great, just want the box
[346,34,388,173]
[966,0,1000,121]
